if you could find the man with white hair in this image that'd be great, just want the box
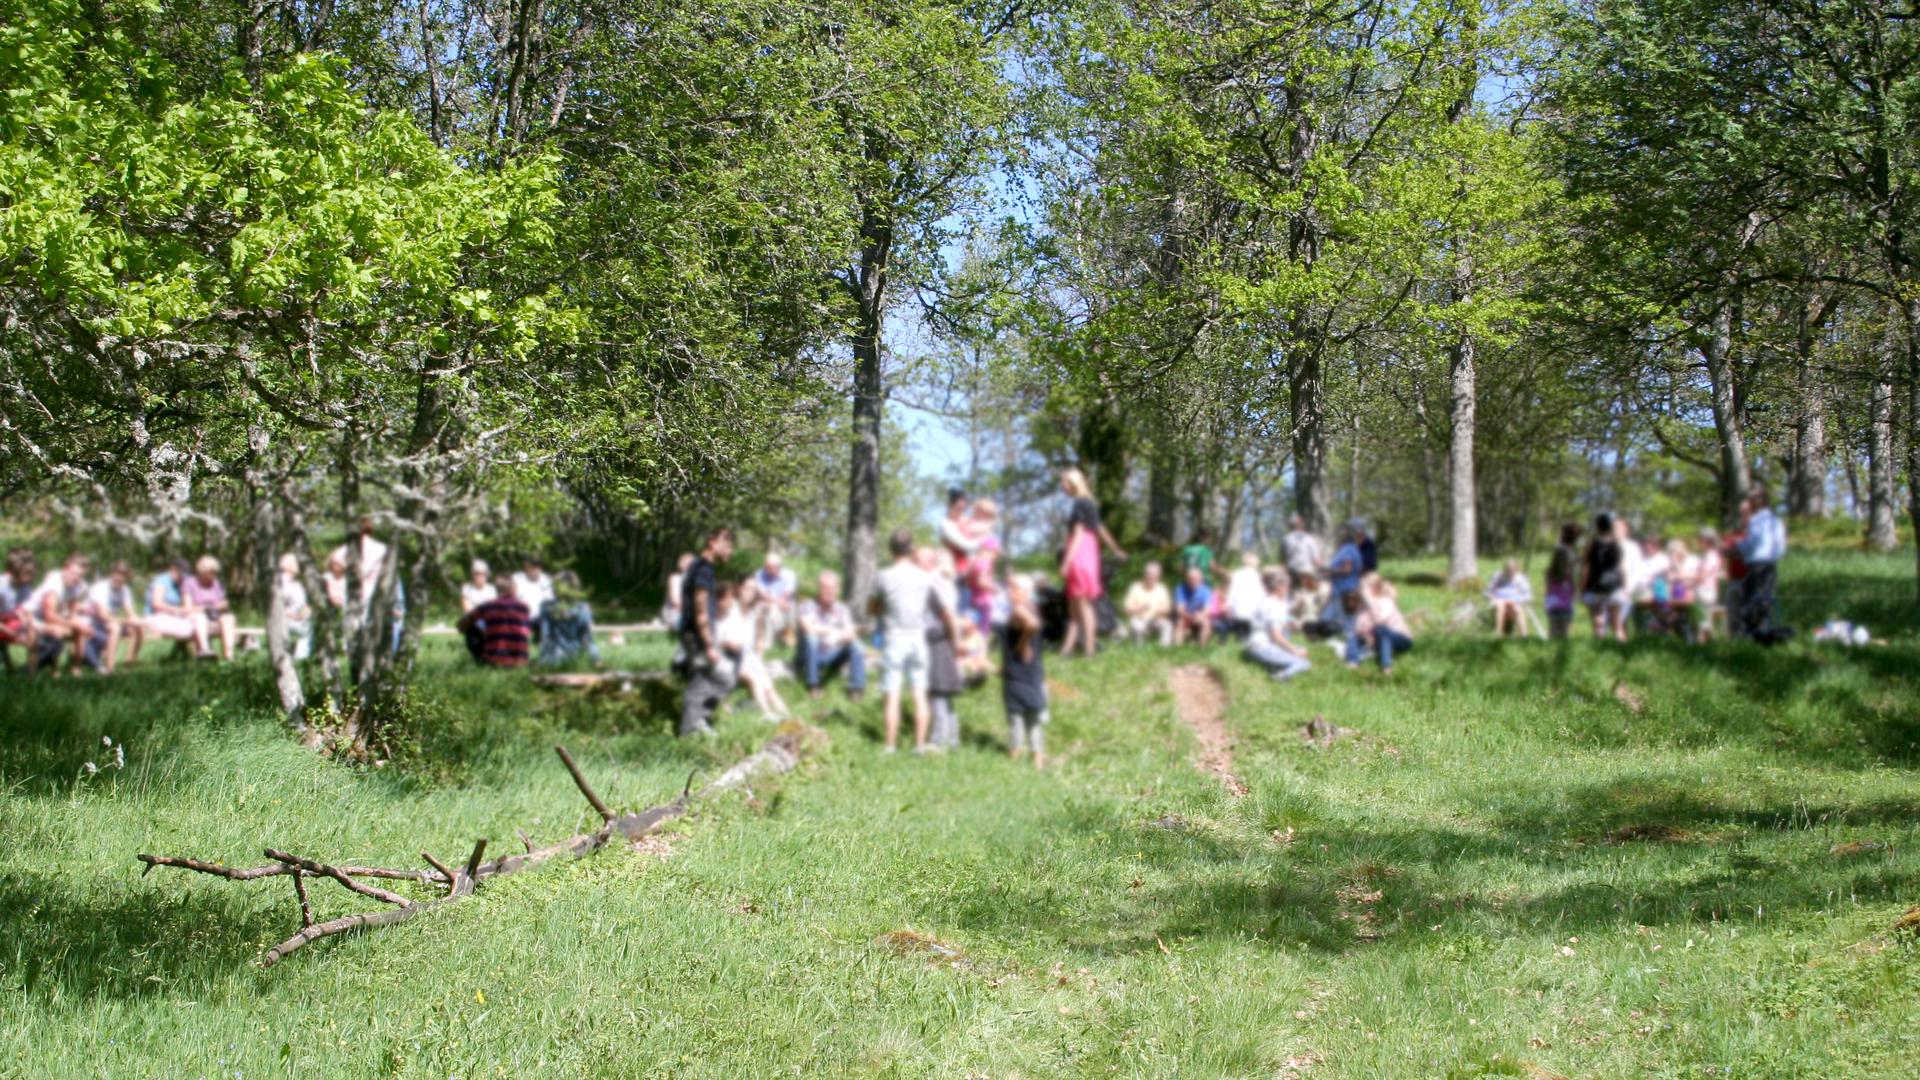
[460,559,497,614]
[754,551,799,647]
[796,569,865,699]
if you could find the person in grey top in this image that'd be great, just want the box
[796,570,866,698]
[870,527,958,753]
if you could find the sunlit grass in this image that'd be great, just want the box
[1,552,1915,1077]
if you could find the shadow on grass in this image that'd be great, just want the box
[0,868,274,1003]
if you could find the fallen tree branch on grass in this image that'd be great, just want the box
[137,729,818,966]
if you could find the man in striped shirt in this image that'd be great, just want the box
[458,575,532,668]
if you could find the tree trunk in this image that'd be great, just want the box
[1446,286,1477,584]
[1147,445,1178,545]
[1868,340,1899,551]
[843,197,892,615]
[1412,378,1441,554]
[1288,329,1332,540]
[1905,295,1920,601]
[1787,291,1830,518]
[1701,297,1752,530]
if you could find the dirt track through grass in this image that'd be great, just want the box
[1168,662,1247,796]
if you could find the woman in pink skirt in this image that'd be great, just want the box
[1058,467,1126,657]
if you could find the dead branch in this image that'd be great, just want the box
[137,731,817,967]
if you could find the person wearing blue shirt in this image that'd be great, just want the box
[1323,524,1365,628]
[1735,484,1788,642]
[1173,566,1214,646]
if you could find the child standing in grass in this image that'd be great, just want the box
[1545,523,1580,639]
[1002,574,1049,770]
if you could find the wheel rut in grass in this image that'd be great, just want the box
[1167,664,1247,796]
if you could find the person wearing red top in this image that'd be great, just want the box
[458,576,532,668]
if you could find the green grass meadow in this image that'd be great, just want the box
[2,551,1917,1078]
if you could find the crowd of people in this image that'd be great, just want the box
[1535,485,1791,645]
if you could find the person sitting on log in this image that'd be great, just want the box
[459,574,533,668]
[0,549,40,671]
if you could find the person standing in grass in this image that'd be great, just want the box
[1347,572,1414,673]
[1692,527,1726,641]
[873,527,940,752]
[1545,523,1581,639]
[1282,515,1323,587]
[1180,527,1216,582]
[1582,513,1626,642]
[1736,485,1788,642]
[922,547,966,750]
[1324,524,1365,631]
[1245,570,1312,682]
[1059,467,1126,657]
[1001,573,1049,769]
[676,527,735,738]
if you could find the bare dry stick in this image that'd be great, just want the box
[554,744,615,823]
[265,850,414,908]
[136,853,438,884]
[140,733,815,967]
[291,869,313,928]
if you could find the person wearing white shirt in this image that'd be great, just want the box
[274,553,314,660]
[1244,571,1312,682]
[1735,485,1788,642]
[460,559,498,614]
[753,552,799,646]
[512,559,555,636]
[1223,552,1267,638]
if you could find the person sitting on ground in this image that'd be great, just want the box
[753,552,799,648]
[537,570,601,666]
[29,555,96,675]
[1245,570,1312,682]
[89,559,143,671]
[145,559,211,658]
[1180,528,1216,583]
[1122,561,1174,646]
[796,570,866,700]
[274,553,313,661]
[1582,513,1625,642]
[458,574,532,668]
[1282,515,1324,586]
[1,549,39,669]
[1691,528,1726,642]
[460,559,497,614]
[182,555,238,661]
[923,547,966,751]
[1486,560,1533,637]
[1290,571,1337,640]
[676,527,736,738]
[1347,572,1415,673]
[1545,523,1581,640]
[1173,565,1213,646]
[1001,573,1049,770]
[723,581,790,721]
[1221,551,1266,641]
[662,552,694,631]
[873,527,946,753]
